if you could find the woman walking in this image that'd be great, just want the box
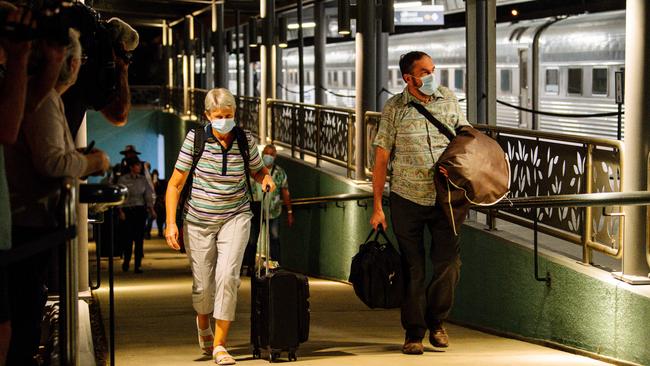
[165,88,275,365]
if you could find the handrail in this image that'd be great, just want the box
[473,124,624,150]
[267,98,356,115]
[291,191,650,209]
[292,193,373,206]
[490,191,650,209]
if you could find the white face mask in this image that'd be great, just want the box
[415,73,439,96]
[210,118,236,134]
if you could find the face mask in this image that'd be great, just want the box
[414,73,438,96]
[210,118,236,134]
[263,154,275,166]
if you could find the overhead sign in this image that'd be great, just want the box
[395,5,445,26]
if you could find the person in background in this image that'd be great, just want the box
[5,28,110,365]
[253,144,294,266]
[143,164,156,239]
[151,169,167,238]
[117,157,155,273]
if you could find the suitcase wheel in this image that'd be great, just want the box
[253,349,261,359]
[269,351,280,363]
[289,351,297,361]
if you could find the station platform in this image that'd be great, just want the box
[91,236,612,366]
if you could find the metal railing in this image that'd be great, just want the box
[473,125,624,263]
[292,193,374,207]
[268,99,357,178]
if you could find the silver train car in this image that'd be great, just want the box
[276,10,625,140]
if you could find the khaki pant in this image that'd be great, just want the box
[184,212,252,321]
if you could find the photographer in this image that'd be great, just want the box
[62,13,139,138]
[5,28,109,365]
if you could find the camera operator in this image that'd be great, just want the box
[4,28,109,365]
[62,14,139,138]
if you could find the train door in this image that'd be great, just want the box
[518,49,531,129]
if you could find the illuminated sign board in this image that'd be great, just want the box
[395,5,445,26]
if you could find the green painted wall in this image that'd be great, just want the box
[452,227,650,365]
[277,155,650,365]
[87,109,195,180]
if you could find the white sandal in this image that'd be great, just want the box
[196,317,214,355]
[213,345,236,365]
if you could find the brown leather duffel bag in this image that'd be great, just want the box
[410,102,510,235]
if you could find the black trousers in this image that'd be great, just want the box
[389,193,461,340]
[6,227,53,366]
[121,206,147,269]
[243,202,261,270]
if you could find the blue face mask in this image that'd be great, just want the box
[210,118,236,134]
[415,73,439,96]
[263,154,275,166]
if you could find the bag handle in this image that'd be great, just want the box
[408,101,456,142]
[364,224,391,245]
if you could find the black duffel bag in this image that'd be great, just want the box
[349,226,403,309]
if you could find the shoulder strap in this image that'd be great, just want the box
[234,126,254,202]
[408,101,455,141]
[179,126,208,213]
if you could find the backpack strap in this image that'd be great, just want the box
[408,101,456,142]
[178,125,208,216]
[233,126,254,202]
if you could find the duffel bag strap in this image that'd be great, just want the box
[408,101,456,142]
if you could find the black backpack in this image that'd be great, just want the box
[349,226,404,309]
[178,125,254,219]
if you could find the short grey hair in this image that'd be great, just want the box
[57,29,82,86]
[205,88,236,112]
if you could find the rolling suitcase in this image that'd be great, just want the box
[251,192,310,362]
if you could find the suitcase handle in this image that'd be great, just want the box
[256,189,272,277]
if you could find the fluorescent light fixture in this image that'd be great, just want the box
[287,22,316,30]
[339,30,351,35]
[394,1,422,8]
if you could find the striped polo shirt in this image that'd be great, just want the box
[175,127,264,225]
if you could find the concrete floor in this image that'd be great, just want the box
[92,236,612,366]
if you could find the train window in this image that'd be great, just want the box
[500,69,512,93]
[592,68,608,95]
[545,69,559,94]
[454,69,463,91]
[440,69,449,87]
[306,72,311,85]
[333,71,339,86]
[568,68,583,95]
[327,71,332,86]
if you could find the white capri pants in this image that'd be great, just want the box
[184,212,252,321]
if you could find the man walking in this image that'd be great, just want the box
[370,51,469,354]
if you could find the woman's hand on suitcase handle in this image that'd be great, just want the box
[262,174,276,193]
[165,222,181,251]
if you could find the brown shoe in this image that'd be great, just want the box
[402,338,424,355]
[429,322,449,348]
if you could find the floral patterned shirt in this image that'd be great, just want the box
[373,86,469,206]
